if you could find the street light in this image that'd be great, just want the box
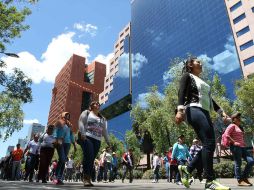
[0,51,19,58]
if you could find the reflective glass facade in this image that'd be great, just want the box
[103,0,242,136]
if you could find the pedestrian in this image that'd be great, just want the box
[97,149,105,182]
[152,152,161,183]
[175,57,231,190]
[102,146,112,183]
[23,134,40,182]
[122,148,134,183]
[172,135,191,185]
[11,144,23,180]
[54,112,77,185]
[168,147,178,183]
[78,101,110,187]
[186,138,204,184]
[66,155,74,182]
[37,125,56,183]
[225,112,254,186]
[111,152,118,182]
[163,151,170,182]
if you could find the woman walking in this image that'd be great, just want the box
[78,101,110,187]
[225,112,254,186]
[175,57,231,190]
[37,125,56,183]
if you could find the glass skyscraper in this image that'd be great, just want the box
[102,0,242,137]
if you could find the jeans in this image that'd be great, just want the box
[165,163,170,180]
[38,147,54,181]
[103,162,112,181]
[25,154,38,181]
[230,145,254,180]
[176,159,186,182]
[12,161,21,180]
[153,165,160,181]
[187,150,203,181]
[122,165,133,183]
[80,136,101,177]
[56,143,71,180]
[186,106,215,181]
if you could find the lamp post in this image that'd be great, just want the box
[0,51,19,58]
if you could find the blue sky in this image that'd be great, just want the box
[0,0,131,157]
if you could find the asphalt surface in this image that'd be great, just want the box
[0,179,253,190]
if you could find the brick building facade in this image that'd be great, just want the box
[47,54,106,131]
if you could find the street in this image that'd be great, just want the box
[0,179,253,190]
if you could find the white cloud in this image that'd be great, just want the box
[23,119,39,125]
[198,36,239,74]
[73,23,98,37]
[117,53,148,78]
[2,32,90,84]
[94,53,114,75]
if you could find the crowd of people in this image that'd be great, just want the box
[0,57,254,190]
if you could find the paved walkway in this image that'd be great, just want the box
[0,178,253,189]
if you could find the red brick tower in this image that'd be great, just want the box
[47,54,106,131]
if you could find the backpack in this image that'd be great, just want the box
[221,124,235,148]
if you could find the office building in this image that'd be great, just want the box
[101,0,243,137]
[28,123,45,140]
[99,23,131,105]
[224,0,254,77]
[48,54,106,131]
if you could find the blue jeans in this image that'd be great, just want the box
[103,162,112,181]
[230,145,254,180]
[25,154,38,180]
[56,143,71,180]
[80,136,101,177]
[165,162,170,180]
[186,107,215,181]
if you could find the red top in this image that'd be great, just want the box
[167,151,177,165]
[225,124,245,147]
[12,148,23,161]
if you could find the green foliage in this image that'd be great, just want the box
[142,169,153,179]
[0,92,23,140]
[0,0,36,50]
[214,161,234,178]
[131,55,233,155]
[234,77,254,132]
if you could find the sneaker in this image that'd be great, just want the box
[205,180,231,190]
[176,181,183,185]
[178,165,191,188]
[238,179,251,186]
[151,180,156,183]
[189,176,194,185]
[243,179,253,186]
[56,179,64,185]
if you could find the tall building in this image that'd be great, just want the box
[101,0,243,137]
[99,23,131,105]
[28,123,45,140]
[6,146,14,156]
[18,138,28,149]
[224,0,254,78]
[48,54,106,131]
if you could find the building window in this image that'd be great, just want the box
[120,32,124,37]
[84,71,94,84]
[110,61,114,65]
[252,7,254,12]
[110,82,113,86]
[106,86,109,89]
[106,78,109,82]
[230,1,242,12]
[233,13,245,24]
[105,93,108,96]
[243,56,254,66]
[101,96,104,99]
[236,26,250,37]
[240,40,254,51]
[81,91,91,112]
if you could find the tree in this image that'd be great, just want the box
[234,77,254,132]
[131,55,233,165]
[0,92,24,140]
[0,0,35,140]
[0,0,38,51]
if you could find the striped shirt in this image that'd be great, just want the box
[225,124,245,147]
[189,144,202,158]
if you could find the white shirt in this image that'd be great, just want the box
[27,140,39,155]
